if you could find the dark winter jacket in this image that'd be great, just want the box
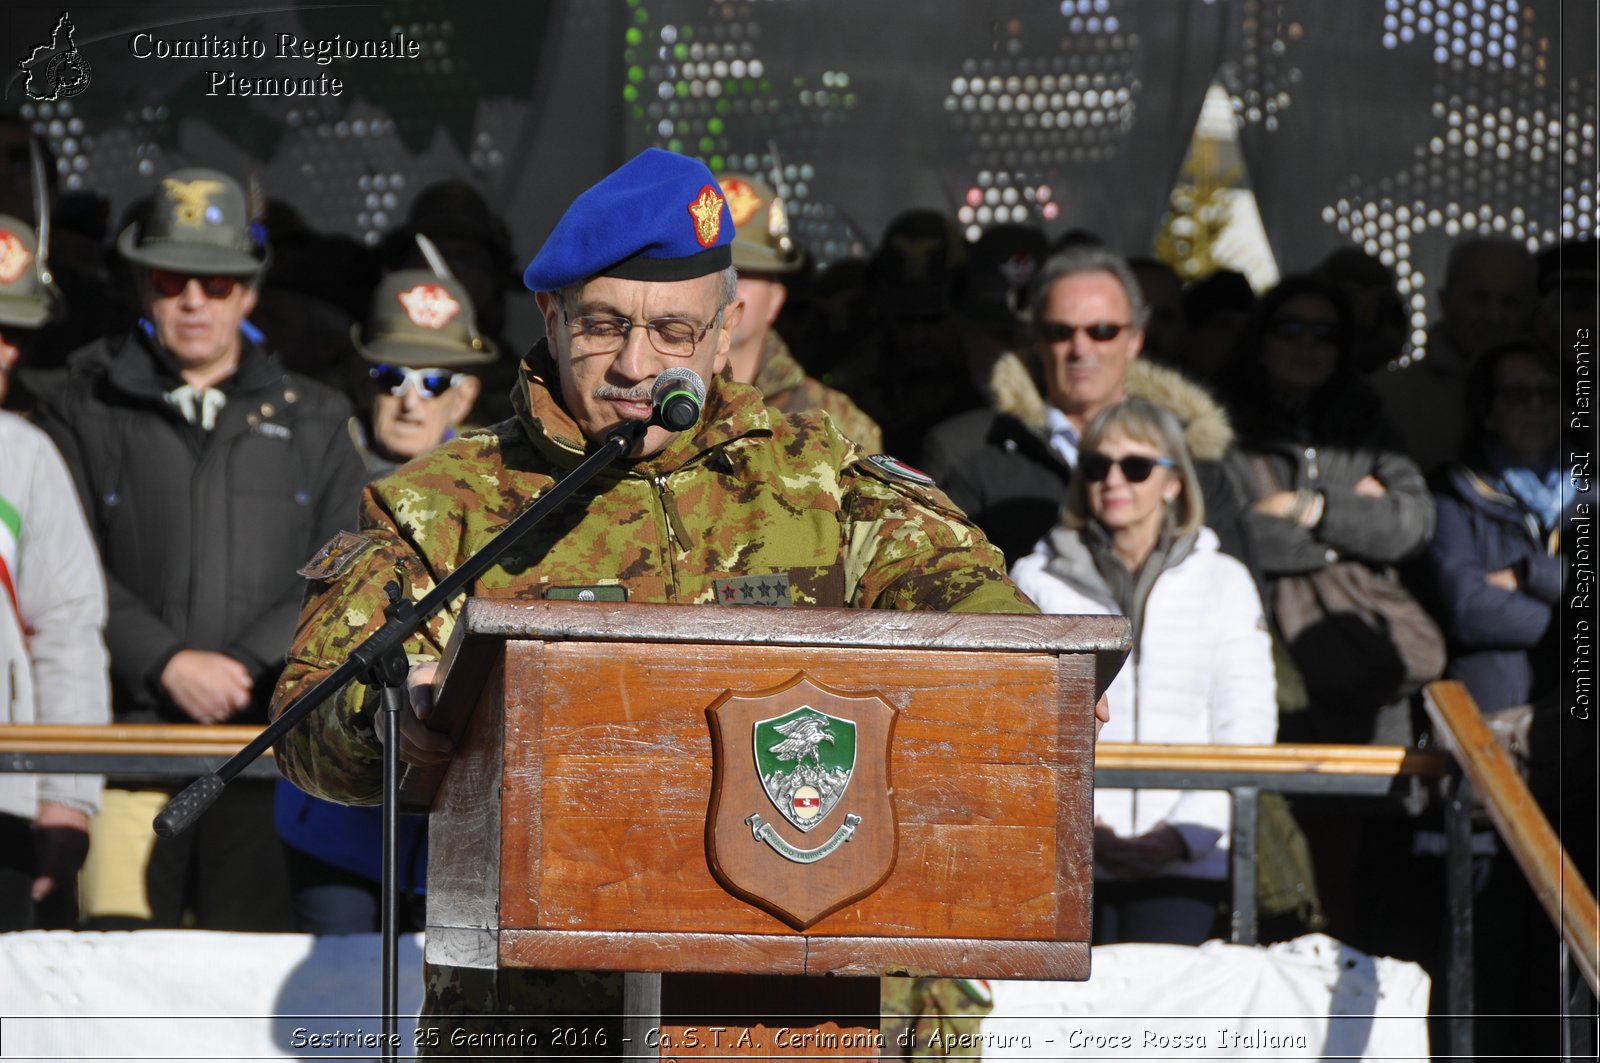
[1428,465,1562,712]
[34,329,366,723]
[1223,380,1435,577]
[921,352,1254,568]
[1221,378,1435,744]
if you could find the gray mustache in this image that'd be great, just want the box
[593,383,652,401]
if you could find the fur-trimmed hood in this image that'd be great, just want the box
[986,350,1235,461]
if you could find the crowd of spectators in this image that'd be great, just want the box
[0,119,1590,1044]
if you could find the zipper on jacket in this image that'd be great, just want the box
[651,474,687,599]
[653,475,694,549]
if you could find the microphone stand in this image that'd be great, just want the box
[153,418,649,1063]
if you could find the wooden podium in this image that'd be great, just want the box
[406,599,1127,1054]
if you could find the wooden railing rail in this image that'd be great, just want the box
[0,723,276,778]
[1096,741,1449,778]
[0,727,1449,782]
[1423,680,1600,995]
[0,723,267,758]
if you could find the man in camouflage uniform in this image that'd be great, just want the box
[275,267,500,936]
[715,172,883,451]
[271,149,1032,1055]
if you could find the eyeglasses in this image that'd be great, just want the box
[1036,320,1131,343]
[1079,451,1176,484]
[1267,317,1341,343]
[369,364,464,398]
[562,308,720,358]
[1495,383,1558,408]
[149,269,241,300]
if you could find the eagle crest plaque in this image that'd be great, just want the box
[705,672,898,930]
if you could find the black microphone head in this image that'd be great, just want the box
[651,367,706,432]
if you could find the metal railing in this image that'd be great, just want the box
[1095,740,1452,946]
[1422,680,1598,1061]
[0,725,1458,945]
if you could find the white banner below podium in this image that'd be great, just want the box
[0,930,1427,1060]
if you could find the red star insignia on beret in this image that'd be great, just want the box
[688,185,725,248]
[396,283,461,330]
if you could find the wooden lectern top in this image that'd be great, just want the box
[415,599,1126,982]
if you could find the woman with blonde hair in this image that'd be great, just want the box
[1011,397,1277,944]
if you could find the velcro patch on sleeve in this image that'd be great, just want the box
[297,530,378,581]
[544,584,630,602]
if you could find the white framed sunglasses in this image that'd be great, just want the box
[369,364,464,398]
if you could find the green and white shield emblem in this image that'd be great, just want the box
[754,706,856,833]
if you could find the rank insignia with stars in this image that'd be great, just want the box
[713,573,793,607]
[297,530,377,581]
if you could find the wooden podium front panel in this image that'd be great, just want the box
[495,639,1093,947]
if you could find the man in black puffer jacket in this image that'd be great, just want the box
[35,167,366,931]
[922,244,1255,573]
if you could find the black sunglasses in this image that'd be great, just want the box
[1267,317,1341,343]
[1036,320,1130,343]
[1079,451,1176,484]
[149,269,241,299]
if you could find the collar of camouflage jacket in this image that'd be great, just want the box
[513,340,780,475]
[753,329,807,399]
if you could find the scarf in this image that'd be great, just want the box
[164,384,228,431]
[1490,442,1564,531]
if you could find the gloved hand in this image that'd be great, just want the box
[32,825,90,902]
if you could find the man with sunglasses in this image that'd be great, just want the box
[273,268,495,936]
[922,244,1254,572]
[349,269,495,475]
[270,148,1037,1051]
[34,166,366,933]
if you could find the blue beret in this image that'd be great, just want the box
[523,148,735,292]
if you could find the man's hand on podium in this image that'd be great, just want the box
[374,661,455,767]
[1095,693,1110,739]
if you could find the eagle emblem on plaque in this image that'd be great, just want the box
[705,673,898,930]
[756,708,854,832]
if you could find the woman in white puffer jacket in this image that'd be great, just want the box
[1011,398,1277,945]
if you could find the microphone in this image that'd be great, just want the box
[651,367,706,432]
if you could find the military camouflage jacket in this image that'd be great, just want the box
[755,330,885,453]
[273,345,1031,803]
